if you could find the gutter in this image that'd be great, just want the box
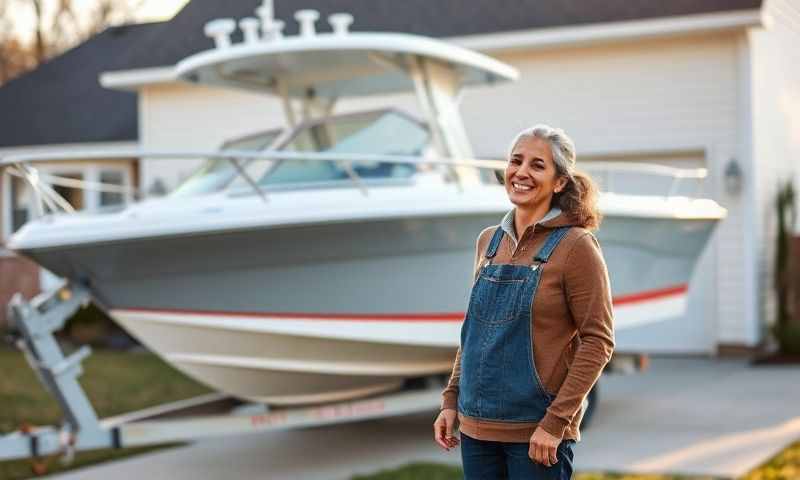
[99,8,764,91]
[100,66,177,91]
[449,9,764,53]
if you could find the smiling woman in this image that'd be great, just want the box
[433,124,614,480]
[506,135,569,234]
[505,125,601,232]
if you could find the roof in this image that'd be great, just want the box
[0,0,763,148]
[120,0,763,70]
[0,22,163,148]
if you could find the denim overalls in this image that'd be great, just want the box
[458,225,572,422]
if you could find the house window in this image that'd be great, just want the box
[99,170,125,206]
[50,172,85,210]
[10,175,29,233]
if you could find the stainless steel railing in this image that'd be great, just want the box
[1,150,711,219]
[0,149,507,216]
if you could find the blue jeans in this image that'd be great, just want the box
[460,432,575,479]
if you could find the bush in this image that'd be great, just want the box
[62,302,137,349]
[773,180,800,354]
[771,323,800,355]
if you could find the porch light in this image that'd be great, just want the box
[724,158,743,196]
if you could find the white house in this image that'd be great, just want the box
[2,0,798,354]
[0,23,164,325]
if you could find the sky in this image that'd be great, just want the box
[135,0,190,21]
[5,0,190,42]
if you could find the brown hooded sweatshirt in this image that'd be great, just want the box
[440,209,615,443]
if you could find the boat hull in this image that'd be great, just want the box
[20,211,716,404]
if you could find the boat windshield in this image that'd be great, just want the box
[171,109,429,197]
[256,110,427,188]
[170,129,283,197]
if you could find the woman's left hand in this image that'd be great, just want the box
[529,427,561,467]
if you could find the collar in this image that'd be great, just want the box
[501,206,562,247]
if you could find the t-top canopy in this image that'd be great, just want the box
[175,31,519,99]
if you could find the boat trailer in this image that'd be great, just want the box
[0,283,447,467]
[1,282,646,471]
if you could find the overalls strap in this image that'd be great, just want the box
[533,227,572,263]
[484,226,505,259]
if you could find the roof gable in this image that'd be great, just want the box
[0,22,163,148]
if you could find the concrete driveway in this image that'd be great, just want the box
[50,356,800,479]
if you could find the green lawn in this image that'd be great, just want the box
[740,439,800,480]
[0,347,211,479]
[0,347,798,480]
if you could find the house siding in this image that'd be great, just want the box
[749,0,800,345]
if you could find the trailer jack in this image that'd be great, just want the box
[1,283,120,462]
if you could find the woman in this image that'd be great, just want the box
[432,124,615,479]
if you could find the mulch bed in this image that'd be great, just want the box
[750,351,800,365]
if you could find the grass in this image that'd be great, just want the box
[352,441,800,480]
[740,439,800,480]
[0,346,211,479]
[353,455,800,480]
[1,347,798,479]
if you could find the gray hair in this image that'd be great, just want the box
[507,124,576,180]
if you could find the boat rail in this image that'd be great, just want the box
[581,161,708,198]
[0,150,710,218]
[0,149,507,216]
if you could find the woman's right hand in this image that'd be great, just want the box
[433,408,460,451]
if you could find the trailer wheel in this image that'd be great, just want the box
[31,460,48,476]
[580,384,598,429]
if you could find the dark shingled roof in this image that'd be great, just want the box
[0,22,163,148]
[0,0,763,147]
[121,0,763,70]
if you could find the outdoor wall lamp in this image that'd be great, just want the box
[724,158,743,196]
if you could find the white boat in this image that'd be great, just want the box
[2,3,725,406]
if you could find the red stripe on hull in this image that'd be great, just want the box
[117,283,688,322]
[118,307,465,322]
[612,284,688,306]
